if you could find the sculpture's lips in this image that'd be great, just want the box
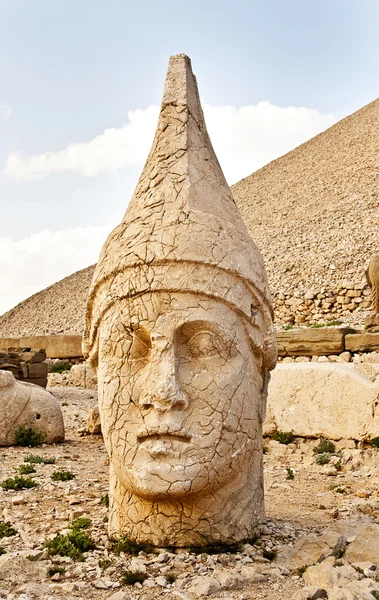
[137,429,191,444]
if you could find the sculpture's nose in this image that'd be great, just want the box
[139,349,188,412]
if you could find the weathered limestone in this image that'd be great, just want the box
[345,332,379,353]
[0,336,83,359]
[83,54,277,546]
[265,363,379,440]
[365,255,379,329]
[276,328,349,357]
[0,370,64,446]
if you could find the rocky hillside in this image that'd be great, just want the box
[0,265,95,336]
[232,98,379,297]
[0,97,377,335]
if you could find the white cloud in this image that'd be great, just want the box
[4,101,335,184]
[0,225,112,316]
[0,104,12,119]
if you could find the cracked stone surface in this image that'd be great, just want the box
[365,255,379,330]
[0,370,64,446]
[83,54,277,547]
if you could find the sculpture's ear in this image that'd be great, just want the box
[260,369,271,423]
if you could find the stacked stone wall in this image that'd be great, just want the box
[0,348,48,388]
[273,281,371,325]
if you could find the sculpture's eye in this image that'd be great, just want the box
[129,328,151,362]
[187,331,222,359]
[177,321,237,362]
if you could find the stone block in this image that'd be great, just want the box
[265,363,379,440]
[27,363,48,379]
[276,328,351,357]
[18,335,83,359]
[345,333,379,352]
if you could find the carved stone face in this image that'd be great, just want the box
[98,291,263,500]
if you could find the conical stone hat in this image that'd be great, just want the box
[83,54,277,371]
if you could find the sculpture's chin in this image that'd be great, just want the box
[118,461,213,500]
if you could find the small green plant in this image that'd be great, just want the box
[113,536,154,556]
[316,452,332,465]
[370,437,379,448]
[51,471,75,481]
[100,493,109,507]
[15,426,45,447]
[313,438,336,454]
[371,591,379,600]
[286,467,294,480]
[19,464,36,475]
[297,565,308,576]
[99,558,112,570]
[121,570,147,585]
[0,546,5,556]
[24,454,56,464]
[1,476,38,491]
[272,430,294,445]
[0,521,17,538]
[330,485,346,494]
[282,323,294,330]
[50,361,71,374]
[335,459,342,472]
[262,548,277,561]
[263,444,269,454]
[166,573,176,584]
[48,564,65,577]
[44,529,94,560]
[70,517,91,530]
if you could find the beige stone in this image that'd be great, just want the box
[0,370,64,446]
[83,55,276,547]
[68,364,97,389]
[86,405,102,434]
[365,255,379,315]
[345,333,379,353]
[275,530,347,571]
[0,553,48,582]
[265,363,379,440]
[276,328,348,357]
[345,524,379,565]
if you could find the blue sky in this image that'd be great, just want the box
[0,0,378,314]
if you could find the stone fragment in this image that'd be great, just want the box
[345,524,379,564]
[265,363,379,439]
[0,370,64,446]
[303,563,346,588]
[213,568,244,589]
[83,54,277,546]
[0,554,47,583]
[276,530,346,571]
[86,405,102,434]
[107,592,131,600]
[187,576,222,597]
[68,364,97,389]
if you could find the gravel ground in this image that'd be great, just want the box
[1,388,379,600]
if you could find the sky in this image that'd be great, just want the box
[0,0,378,315]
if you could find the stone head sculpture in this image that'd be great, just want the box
[83,54,277,547]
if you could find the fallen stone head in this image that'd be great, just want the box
[0,370,64,446]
